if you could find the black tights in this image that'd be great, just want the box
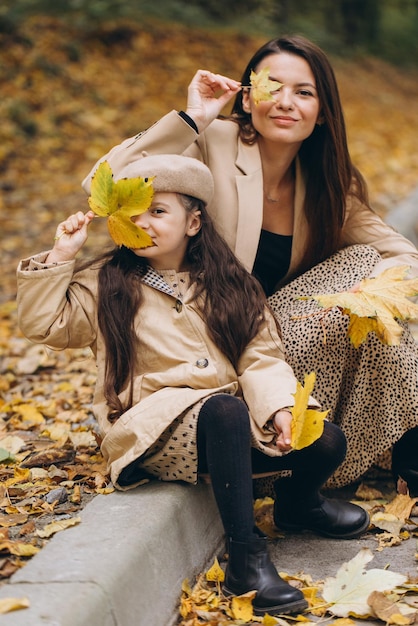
[197,394,346,541]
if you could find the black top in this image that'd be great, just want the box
[253,230,293,296]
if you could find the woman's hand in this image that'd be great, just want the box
[272,409,293,452]
[46,210,95,263]
[185,69,241,132]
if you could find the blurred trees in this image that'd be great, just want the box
[1,0,417,66]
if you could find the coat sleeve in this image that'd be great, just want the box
[16,254,98,350]
[342,194,418,278]
[237,312,320,437]
[81,111,202,193]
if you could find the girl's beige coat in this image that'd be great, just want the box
[16,256,307,486]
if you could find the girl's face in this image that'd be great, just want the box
[131,192,201,271]
[242,52,321,149]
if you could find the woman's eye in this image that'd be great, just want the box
[151,208,165,215]
[298,89,314,97]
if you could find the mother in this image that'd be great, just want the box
[82,35,418,493]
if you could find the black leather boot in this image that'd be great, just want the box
[223,536,308,616]
[273,480,370,539]
[393,467,418,497]
[392,428,418,497]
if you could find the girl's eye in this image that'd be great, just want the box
[298,89,314,97]
[151,208,165,215]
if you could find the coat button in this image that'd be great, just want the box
[175,299,182,313]
[195,358,209,368]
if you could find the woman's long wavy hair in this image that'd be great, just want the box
[228,35,370,281]
[92,195,269,422]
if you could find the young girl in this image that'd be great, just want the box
[17,154,368,617]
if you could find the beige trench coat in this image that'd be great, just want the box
[82,111,418,279]
[16,255,313,486]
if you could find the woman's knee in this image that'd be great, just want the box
[315,421,347,464]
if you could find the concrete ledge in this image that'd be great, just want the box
[0,481,224,626]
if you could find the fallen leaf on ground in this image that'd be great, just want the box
[368,590,417,624]
[370,511,405,535]
[0,597,30,614]
[35,516,81,538]
[322,547,407,617]
[385,493,418,520]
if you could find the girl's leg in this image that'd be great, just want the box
[197,394,307,616]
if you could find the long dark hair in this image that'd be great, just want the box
[94,195,270,422]
[228,35,370,281]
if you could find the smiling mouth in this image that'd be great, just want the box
[272,116,297,121]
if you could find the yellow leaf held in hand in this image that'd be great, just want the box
[290,372,329,450]
[303,266,418,347]
[250,67,283,105]
[88,160,154,249]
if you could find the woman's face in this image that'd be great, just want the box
[242,52,321,149]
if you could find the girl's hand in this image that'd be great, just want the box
[46,211,95,263]
[272,409,293,452]
[185,69,241,132]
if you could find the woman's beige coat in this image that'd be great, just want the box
[16,255,310,486]
[83,111,418,279]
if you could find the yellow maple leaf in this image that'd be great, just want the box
[303,266,418,347]
[290,372,329,451]
[88,160,154,249]
[250,67,283,105]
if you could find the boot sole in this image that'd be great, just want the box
[253,597,308,616]
[223,586,308,615]
[275,515,370,539]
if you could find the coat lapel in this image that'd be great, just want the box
[233,142,308,277]
[286,158,308,278]
[234,141,264,270]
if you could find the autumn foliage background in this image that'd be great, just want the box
[1,11,418,583]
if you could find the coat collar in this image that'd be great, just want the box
[140,266,176,298]
[233,139,308,278]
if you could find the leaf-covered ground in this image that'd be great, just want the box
[1,14,418,591]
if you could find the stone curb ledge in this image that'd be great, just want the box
[0,481,224,626]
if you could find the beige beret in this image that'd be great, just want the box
[116,153,214,205]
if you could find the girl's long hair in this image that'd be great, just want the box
[93,195,269,422]
[228,35,370,281]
